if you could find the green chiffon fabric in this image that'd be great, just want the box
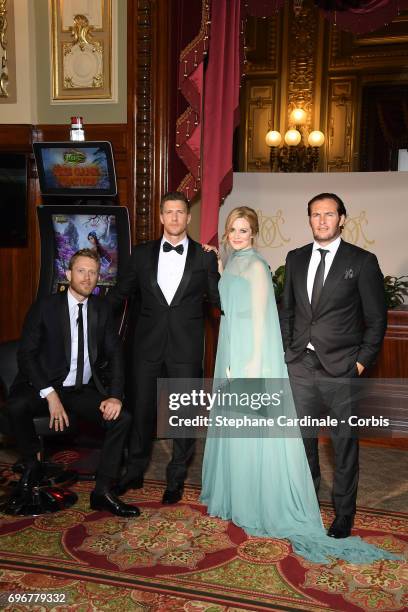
[201,248,397,564]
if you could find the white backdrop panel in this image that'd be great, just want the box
[220,172,408,280]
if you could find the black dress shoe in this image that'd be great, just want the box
[113,474,144,496]
[90,491,141,517]
[327,515,354,538]
[162,487,183,505]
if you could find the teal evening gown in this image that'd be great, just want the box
[201,247,397,564]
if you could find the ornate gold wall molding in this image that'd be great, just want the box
[329,12,408,71]
[0,0,16,102]
[286,1,319,130]
[244,15,280,75]
[239,2,408,173]
[51,0,113,100]
[134,0,153,242]
[326,78,356,172]
[244,82,276,171]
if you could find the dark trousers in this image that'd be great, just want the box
[287,349,359,516]
[6,382,131,484]
[126,356,202,489]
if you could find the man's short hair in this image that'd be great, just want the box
[160,191,190,213]
[68,248,100,270]
[307,192,347,218]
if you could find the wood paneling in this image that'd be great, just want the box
[0,125,32,150]
[371,309,408,379]
[132,0,170,243]
[0,125,36,342]
[363,309,408,439]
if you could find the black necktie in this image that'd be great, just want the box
[163,241,184,255]
[75,303,84,390]
[311,249,329,313]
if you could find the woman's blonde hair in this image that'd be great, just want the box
[221,206,259,246]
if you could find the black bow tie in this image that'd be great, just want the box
[163,241,184,255]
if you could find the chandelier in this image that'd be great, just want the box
[265,108,325,172]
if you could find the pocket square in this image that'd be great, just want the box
[344,268,354,279]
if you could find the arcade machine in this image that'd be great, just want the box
[23,140,132,513]
[33,140,131,299]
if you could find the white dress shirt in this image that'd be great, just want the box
[157,235,189,305]
[40,289,92,398]
[306,236,341,350]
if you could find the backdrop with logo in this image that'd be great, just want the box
[219,172,408,281]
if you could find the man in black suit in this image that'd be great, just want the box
[281,193,387,538]
[110,191,220,504]
[4,249,140,517]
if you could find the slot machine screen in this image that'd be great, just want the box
[37,205,130,297]
[33,141,117,197]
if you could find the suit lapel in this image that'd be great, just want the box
[150,239,168,306]
[171,238,195,306]
[314,240,352,314]
[60,292,71,366]
[87,295,98,364]
[298,244,313,315]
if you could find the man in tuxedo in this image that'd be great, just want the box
[4,249,140,517]
[110,191,220,504]
[281,193,387,538]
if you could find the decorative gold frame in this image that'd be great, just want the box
[50,0,112,101]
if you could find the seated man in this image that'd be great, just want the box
[3,248,139,518]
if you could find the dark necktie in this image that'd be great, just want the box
[75,303,84,390]
[163,241,184,255]
[311,248,329,313]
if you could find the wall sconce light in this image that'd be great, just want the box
[265,108,325,172]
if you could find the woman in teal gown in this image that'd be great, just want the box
[200,206,397,564]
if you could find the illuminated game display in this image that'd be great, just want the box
[52,212,118,293]
[33,141,117,197]
[37,205,131,298]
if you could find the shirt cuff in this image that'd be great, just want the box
[39,386,55,399]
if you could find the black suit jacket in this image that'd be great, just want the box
[108,237,220,363]
[14,292,124,399]
[280,239,387,377]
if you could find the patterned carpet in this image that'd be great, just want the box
[0,459,407,612]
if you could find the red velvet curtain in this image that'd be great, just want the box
[173,0,209,199]
[200,0,242,245]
